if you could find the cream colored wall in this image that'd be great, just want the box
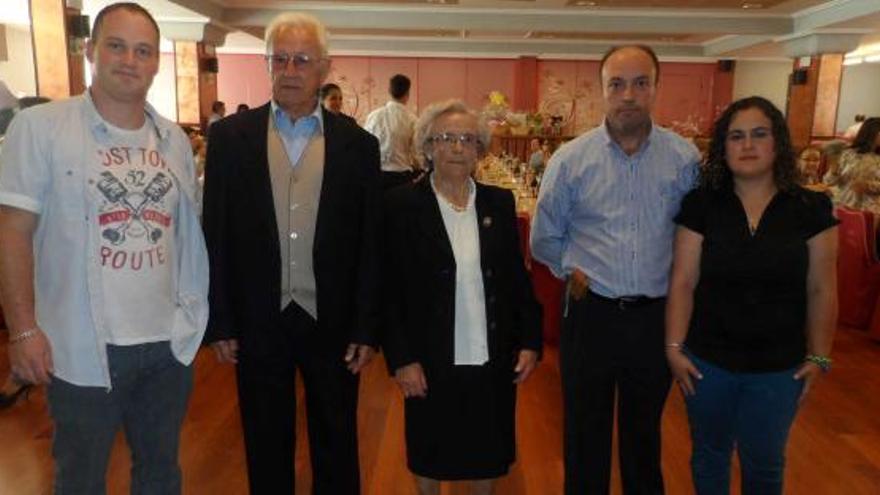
[836,63,880,134]
[0,25,37,98]
[732,60,792,116]
[146,51,177,122]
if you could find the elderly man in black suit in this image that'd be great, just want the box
[201,12,381,495]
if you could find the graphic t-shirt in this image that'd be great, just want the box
[92,121,178,344]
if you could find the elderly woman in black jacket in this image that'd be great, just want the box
[383,99,542,495]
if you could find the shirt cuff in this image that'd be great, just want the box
[0,191,42,214]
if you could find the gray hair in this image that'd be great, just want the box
[414,99,491,160]
[264,12,329,58]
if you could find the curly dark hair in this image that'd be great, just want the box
[850,117,880,154]
[700,96,801,191]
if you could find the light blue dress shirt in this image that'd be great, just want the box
[271,100,323,167]
[530,122,699,298]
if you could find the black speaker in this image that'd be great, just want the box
[792,68,808,85]
[718,59,735,72]
[68,14,90,38]
[202,57,219,74]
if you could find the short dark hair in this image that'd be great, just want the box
[236,103,250,113]
[18,96,51,109]
[599,45,661,85]
[855,114,866,123]
[389,74,411,100]
[91,2,160,46]
[701,96,801,191]
[212,101,225,113]
[851,117,880,154]
[319,83,341,99]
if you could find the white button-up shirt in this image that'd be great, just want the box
[431,176,489,366]
[0,91,209,388]
[364,100,417,173]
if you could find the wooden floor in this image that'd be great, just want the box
[2,327,880,494]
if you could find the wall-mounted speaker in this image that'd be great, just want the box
[791,68,809,85]
[718,60,735,72]
[202,57,219,74]
[68,14,90,38]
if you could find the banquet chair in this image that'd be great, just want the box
[835,207,880,329]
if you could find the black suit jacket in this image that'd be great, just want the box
[202,103,382,351]
[382,176,542,377]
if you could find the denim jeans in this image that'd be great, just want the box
[47,341,193,495]
[685,353,803,495]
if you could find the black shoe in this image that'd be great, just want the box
[0,384,32,409]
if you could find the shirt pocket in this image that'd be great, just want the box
[49,153,88,222]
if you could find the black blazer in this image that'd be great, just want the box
[202,103,382,350]
[382,176,542,376]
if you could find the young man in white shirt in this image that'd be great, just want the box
[364,74,420,189]
[0,3,208,492]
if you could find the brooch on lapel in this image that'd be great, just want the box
[482,216,493,228]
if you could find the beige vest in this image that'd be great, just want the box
[267,113,325,319]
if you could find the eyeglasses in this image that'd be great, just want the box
[265,52,322,70]
[726,126,772,143]
[427,132,480,147]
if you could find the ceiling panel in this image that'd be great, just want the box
[331,27,461,37]
[529,31,718,43]
[177,0,880,59]
[561,0,809,9]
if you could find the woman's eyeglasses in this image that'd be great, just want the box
[428,132,480,147]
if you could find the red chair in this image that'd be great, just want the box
[835,207,880,329]
[530,260,564,345]
[867,297,880,342]
[863,210,877,262]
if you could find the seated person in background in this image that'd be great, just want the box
[207,100,225,127]
[837,117,880,213]
[844,114,865,140]
[821,140,847,197]
[236,103,249,114]
[528,137,545,172]
[798,146,829,193]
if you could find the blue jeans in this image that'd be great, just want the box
[684,353,803,495]
[47,341,193,495]
[686,354,803,495]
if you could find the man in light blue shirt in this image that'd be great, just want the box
[0,4,208,493]
[531,45,699,494]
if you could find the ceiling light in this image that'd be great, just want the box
[865,54,880,63]
[575,1,597,6]
[843,57,863,66]
[741,2,763,8]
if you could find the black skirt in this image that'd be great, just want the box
[404,362,517,480]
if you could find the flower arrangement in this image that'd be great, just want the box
[483,91,510,124]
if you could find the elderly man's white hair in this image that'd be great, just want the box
[264,12,329,58]
[414,99,491,158]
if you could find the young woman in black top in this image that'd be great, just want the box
[665,96,839,495]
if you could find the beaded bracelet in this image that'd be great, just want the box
[805,354,832,373]
[9,329,39,345]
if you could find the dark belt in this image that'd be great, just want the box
[587,290,665,310]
